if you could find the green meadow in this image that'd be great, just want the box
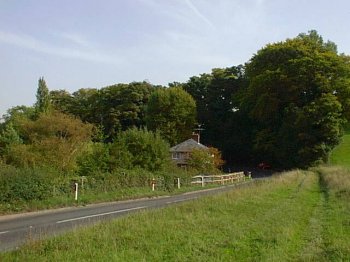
[2,166,350,261]
[329,127,350,167]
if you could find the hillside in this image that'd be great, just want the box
[329,126,350,167]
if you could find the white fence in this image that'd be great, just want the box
[191,172,249,187]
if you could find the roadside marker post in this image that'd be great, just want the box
[75,183,78,200]
[151,178,156,191]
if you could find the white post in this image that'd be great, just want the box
[201,176,205,187]
[177,178,180,189]
[75,183,78,200]
[81,176,85,190]
[152,178,155,191]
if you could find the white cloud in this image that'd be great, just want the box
[0,31,121,64]
[52,32,92,48]
[184,0,216,29]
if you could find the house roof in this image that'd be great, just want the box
[170,138,208,152]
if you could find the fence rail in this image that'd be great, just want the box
[191,172,249,187]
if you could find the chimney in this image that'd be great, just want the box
[191,133,200,143]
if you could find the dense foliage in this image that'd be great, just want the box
[0,29,349,207]
[187,147,225,174]
[146,87,197,145]
[0,165,55,202]
[35,77,51,115]
[51,82,154,141]
[183,66,251,163]
[3,111,94,172]
[242,31,350,167]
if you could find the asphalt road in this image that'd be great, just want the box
[0,181,255,252]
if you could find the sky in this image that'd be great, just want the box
[1,0,350,117]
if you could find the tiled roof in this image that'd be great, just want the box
[170,138,208,152]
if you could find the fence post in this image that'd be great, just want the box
[177,178,181,189]
[201,176,205,187]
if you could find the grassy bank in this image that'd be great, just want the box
[329,126,350,167]
[3,167,349,261]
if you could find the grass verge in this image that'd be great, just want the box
[0,182,244,215]
[329,126,350,167]
[3,168,349,261]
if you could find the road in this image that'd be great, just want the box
[0,181,254,252]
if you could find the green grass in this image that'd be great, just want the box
[0,183,227,215]
[2,168,349,261]
[329,126,350,167]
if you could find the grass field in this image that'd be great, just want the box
[329,126,350,167]
[2,167,350,261]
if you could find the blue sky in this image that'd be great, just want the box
[1,0,350,117]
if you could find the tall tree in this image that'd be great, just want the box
[183,66,248,162]
[146,87,196,145]
[50,82,153,141]
[242,30,350,168]
[35,77,51,114]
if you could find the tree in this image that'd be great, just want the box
[35,77,51,114]
[109,128,170,171]
[2,106,36,123]
[98,82,153,139]
[242,30,350,168]
[187,147,224,174]
[50,89,74,114]
[50,82,154,141]
[183,66,248,163]
[4,111,94,172]
[0,123,22,156]
[146,87,197,145]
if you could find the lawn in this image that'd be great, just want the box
[2,167,349,261]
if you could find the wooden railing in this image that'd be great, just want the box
[191,172,250,187]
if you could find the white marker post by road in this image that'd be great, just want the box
[151,178,156,191]
[75,183,78,200]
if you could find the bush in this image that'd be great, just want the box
[4,111,94,172]
[0,166,54,202]
[110,128,171,171]
[77,142,110,176]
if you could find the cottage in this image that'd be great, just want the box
[170,134,208,167]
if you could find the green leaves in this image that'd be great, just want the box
[35,77,51,115]
[110,128,170,171]
[3,111,94,172]
[146,87,196,145]
[244,30,350,168]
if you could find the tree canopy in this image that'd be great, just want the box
[183,66,248,162]
[2,30,349,170]
[242,30,350,167]
[146,87,196,145]
[51,82,153,141]
[3,111,94,172]
[35,77,51,115]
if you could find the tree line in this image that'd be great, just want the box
[1,30,350,171]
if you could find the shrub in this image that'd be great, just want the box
[4,111,93,172]
[77,142,110,176]
[110,128,171,171]
[0,166,54,202]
